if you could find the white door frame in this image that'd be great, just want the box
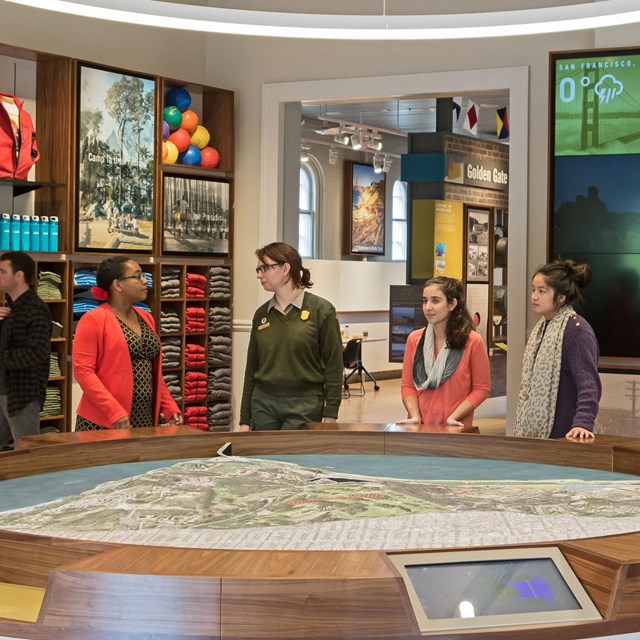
[260,67,529,428]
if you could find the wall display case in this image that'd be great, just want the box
[0,43,235,433]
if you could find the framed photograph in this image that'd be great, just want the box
[343,161,385,256]
[162,174,231,256]
[76,64,156,253]
[466,208,490,282]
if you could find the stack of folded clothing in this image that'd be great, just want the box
[184,343,206,369]
[184,370,207,402]
[186,272,206,298]
[40,386,61,417]
[208,306,231,333]
[208,367,231,401]
[160,307,181,334]
[73,294,100,315]
[209,266,231,300]
[49,352,62,378]
[183,405,207,430]
[51,321,64,338]
[208,402,232,431]
[208,335,232,367]
[185,305,206,333]
[74,267,97,287]
[161,336,182,369]
[163,372,182,404]
[142,271,153,289]
[161,266,181,298]
[37,271,63,300]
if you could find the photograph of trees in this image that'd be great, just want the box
[77,65,155,252]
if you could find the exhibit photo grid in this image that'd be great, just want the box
[466,208,490,283]
[76,63,156,253]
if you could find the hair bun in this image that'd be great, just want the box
[565,259,592,289]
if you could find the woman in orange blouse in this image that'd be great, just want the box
[73,256,182,430]
[401,277,490,427]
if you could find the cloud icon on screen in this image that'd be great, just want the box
[595,74,624,104]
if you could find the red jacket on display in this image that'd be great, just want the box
[0,92,40,179]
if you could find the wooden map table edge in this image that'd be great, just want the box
[1,428,640,639]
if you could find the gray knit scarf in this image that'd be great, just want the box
[413,324,463,391]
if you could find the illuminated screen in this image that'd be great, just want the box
[406,558,580,619]
[551,48,640,362]
[389,548,601,633]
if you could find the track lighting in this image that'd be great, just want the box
[333,126,350,145]
[301,146,310,162]
[328,146,339,165]
[351,132,363,150]
[367,131,383,151]
[382,155,392,173]
[373,153,383,173]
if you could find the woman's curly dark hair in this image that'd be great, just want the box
[424,276,475,350]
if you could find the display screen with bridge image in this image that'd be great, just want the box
[551,47,640,364]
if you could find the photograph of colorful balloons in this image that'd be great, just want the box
[162,174,230,256]
[162,86,221,170]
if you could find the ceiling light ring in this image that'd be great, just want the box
[8,0,640,40]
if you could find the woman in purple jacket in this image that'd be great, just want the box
[514,259,601,439]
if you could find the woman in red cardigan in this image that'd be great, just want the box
[73,256,181,430]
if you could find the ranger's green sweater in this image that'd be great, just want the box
[240,291,343,423]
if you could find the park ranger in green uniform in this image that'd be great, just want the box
[239,242,343,430]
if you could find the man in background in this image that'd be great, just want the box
[0,251,51,450]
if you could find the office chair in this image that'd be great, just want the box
[342,338,380,398]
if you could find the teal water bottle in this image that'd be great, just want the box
[0,213,10,250]
[40,215,50,252]
[49,216,59,252]
[10,214,20,250]
[31,215,40,251]
[20,215,30,251]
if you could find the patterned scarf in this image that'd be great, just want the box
[513,305,575,438]
[413,324,463,391]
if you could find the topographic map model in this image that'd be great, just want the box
[2,456,640,550]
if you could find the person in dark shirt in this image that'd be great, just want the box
[0,251,52,450]
[514,259,601,440]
